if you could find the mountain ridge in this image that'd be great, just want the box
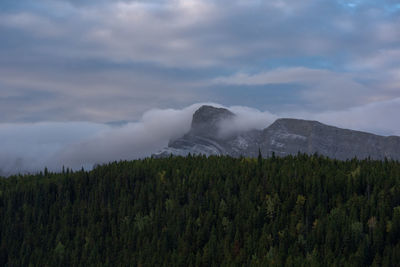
[156,105,400,160]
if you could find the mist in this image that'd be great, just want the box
[1,101,400,176]
[0,104,200,176]
[218,106,277,138]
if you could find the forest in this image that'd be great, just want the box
[1,153,400,266]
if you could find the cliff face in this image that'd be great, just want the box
[155,105,400,160]
[190,105,235,138]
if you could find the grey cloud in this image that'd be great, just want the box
[0,0,399,122]
[2,0,397,68]
[0,63,202,122]
[213,67,374,110]
[289,97,400,136]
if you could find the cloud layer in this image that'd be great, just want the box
[0,0,399,122]
[1,102,400,176]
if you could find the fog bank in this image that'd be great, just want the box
[1,100,400,176]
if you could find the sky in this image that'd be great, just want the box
[0,0,399,174]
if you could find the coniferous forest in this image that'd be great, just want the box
[1,154,400,266]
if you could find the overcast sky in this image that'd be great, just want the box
[1,0,400,174]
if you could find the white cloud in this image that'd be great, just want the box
[0,103,208,175]
[54,103,206,168]
[219,106,277,137]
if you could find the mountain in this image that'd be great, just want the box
[155,105,400,160]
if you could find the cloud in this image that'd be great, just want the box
[0,103,207,175]
[2,0,398,69]
[2,101,400,176]
[218,106,277,137]
[0,0,399,122]
[54,103,205,168]
[0,63,202,122]
[0,122,105,175]
[295,97,400,136]
[214,67,373,110]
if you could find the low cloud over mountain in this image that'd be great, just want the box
[1,101,400,176]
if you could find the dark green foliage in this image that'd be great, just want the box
[1,154,400,266]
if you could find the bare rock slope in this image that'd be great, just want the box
[156,105,400,160]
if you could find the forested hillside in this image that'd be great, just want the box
[1,154,400,266]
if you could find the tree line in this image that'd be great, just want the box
[1,154,400,266]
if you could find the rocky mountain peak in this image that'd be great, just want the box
[156,105,400,161]
[190,105,235,137]
[265,118,322,136]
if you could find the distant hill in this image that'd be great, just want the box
[156,105,400,160]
